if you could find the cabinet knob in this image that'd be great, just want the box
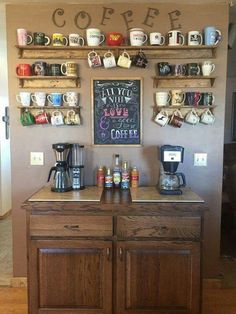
[64,224,80,231]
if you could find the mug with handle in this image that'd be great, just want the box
[200,109,215,125]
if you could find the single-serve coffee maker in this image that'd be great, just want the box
[68,143,85,190]
[158,145,186,195]
[48,143,72,192]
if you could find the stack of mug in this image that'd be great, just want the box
[154,108,215,128]
[155,90,215,107]
[16,61,79,77]
[157,61,215,77]
[16,91,80,107]
[17,26,221,47]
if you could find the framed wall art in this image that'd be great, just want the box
[91,78,143,146]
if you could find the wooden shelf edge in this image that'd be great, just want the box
[17,105,81,109]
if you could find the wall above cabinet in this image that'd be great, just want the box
[16,45,217,60]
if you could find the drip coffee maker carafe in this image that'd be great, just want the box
[48,143,72,192]
[68,143,85,190]
[158,145,186,195]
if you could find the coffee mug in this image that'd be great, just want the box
[61,62,78,76]
[51,110,64,126]
[188,31,203,46]
[201,61,215,76]
[16,64,31,76]
[204,26,221,45]
[69,33,85,47]
[186,63,201,76]
[86,28,105,46]
[103,51,116,69]
[33,32,51,46]
[17,29,33,46]
[129,28,148,46]
[88,51,102,68]
[47,93,63,106]
[35,111,50,124]
[169,109,184,128]
[173,64,187,76]
[186,92,202,107]
[65,110,81,125]
[149,32,165,46]
[185,109,200,125]
[168,30,185,46]
[154,110,169,127]
[200,109,215,125]
[106,32,123,46]
[16,92,31,106]
[63,92,79,106]
[117,51,131,68]
[48,63,62,76]
[32,61,48,76]
[31,92,47,107]
[155,92,171,107]
[157,62,172,76]
[20,110,35,126]
[132,51,148,68]
[52,33,68,46]
[171,90,186,106]
[201,92,215,106]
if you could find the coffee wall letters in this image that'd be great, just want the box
[52,6,182,30]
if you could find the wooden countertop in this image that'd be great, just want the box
[28,185,204,203]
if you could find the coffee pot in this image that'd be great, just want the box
[159,172,186,192]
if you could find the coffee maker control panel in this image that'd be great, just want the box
[163,151,182,162]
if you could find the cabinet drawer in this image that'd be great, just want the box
[30,215,113,237]
[117,216,201,239]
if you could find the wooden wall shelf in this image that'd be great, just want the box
[17,76,80,88]
[16,45,217,59]
[17,105,80,110]
[153,76,216,88]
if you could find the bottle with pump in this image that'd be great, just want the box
[113,154,121,188]
[121,161,130,190]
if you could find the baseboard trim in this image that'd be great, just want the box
[0,209,12,220]
[203,278,222,289]
[10,277,27,287]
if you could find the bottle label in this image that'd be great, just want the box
[105,175,113,188]
[113,172,121,186]
[131,171,139,188]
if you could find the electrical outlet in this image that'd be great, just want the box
[30,152,44,166]
[194,153,207,167]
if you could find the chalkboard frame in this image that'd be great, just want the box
[91,77,143,146]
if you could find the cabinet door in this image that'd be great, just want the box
[28,239,112,314]
[116,241,201,314]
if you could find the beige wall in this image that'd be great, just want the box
[6,2,228,277]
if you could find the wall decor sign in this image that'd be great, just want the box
[92,78,143,146]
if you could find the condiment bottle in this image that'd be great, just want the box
[113,154,121,188]
[97,166,105,188]
[105,167,113,189]
[121,161,130,190]
[131,166,139,188]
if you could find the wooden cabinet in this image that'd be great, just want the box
[24,188,206,314]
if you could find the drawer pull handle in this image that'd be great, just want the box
[106,248,111,261]
[119,247,123,261]
[64,225,80,231]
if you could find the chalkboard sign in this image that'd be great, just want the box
[92,78,142,146]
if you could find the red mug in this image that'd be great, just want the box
[106,32,123,46]
[16,63,31,76]
[35,111,49,124]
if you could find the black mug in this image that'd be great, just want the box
[200,92,215,106]
[33,32,51,46]
[48,64,62,76]
[132,51,148,68]
[186,63,201,76]
[32,61,48,76]
[157,62,171,76]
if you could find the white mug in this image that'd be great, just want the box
[86,28,105,46]
[185,109,200,125]
[103,51,116,69]
[63,92,79,106]
[168,30,185,46]
[88,51,102,68]
[31,92,46,107]
[17,28,33,46]
[117,51,131,68]
[16,92,31,106]
[155,92,171,107]
[154,110,169,127]
[129,28,148,46]
[69,33,85,47]
[149,32,165,46]
[201,61,215,76]
[188,31,203,46]
[51,110,64,126]
[201,109,215,125]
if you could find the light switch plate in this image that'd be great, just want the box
[30,152,44,166]
[194,153,207,166]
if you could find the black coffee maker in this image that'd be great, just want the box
[158,145,186,195]
[47,143,72,192]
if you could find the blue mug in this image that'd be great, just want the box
[47,93,62,106]
[204,26,221,45]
